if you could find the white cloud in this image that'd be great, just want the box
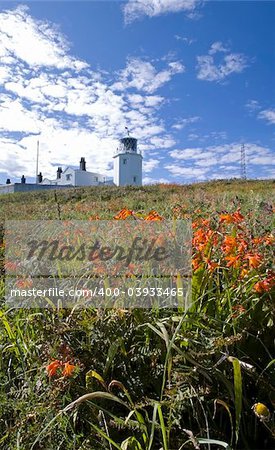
[165,165,207,179]
[174,35,196,45]
[123,0,200,24]
[143,158,160,173]
[0,6,180,181]
[197,42,248,82]
[143,176,170,184]
[187,133,199,141]
[166,143,275,180]
[148,136,176,149]
[170,148,203,159]
[170,143,275,168]
[209,41,229,55]
[245,101,275,126]
[245,99,261,113]
[0,96,40,133]
[258,109,275,125]
[0,5,88,70]
[172,116,200,130]
[112,57,185,94]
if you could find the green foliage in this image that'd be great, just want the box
[0,180,274,449]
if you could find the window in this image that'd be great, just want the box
[133,176,137,183]
[66,174,72,181]
[123,158,127,165]
[95,177,98,182]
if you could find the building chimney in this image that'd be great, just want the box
[80,157,86,171]
[57,167,62,179]
[37,172,43,183]
[6,179,11,184]
[21,175,26,184]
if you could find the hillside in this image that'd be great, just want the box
[0,180,274,450]
[0,179,274,220]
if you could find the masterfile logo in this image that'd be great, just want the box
[4,220,192,308]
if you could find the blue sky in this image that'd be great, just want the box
[0,0,274,184]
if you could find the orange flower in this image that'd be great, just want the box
[192,256,202,271]
[4,261,18,271]
[232,210,244,223]
[231,304,246,318]
[225,255,241,268]
[219,214,235,224]
[201,219,210,227]
[88,215,100,221]
[245,253,262,269]
[252,237,263,245]
[254,276,275,293]
[222,236,237,254]
[114,208,133,220]
[237,239,248,253]
[144,210,163,221]
[240,268,249,278]
[204,258,219,272]
[62,362,76,377]
[15,278,33,289]
[46,360,62,377]
[219,210,244,224]
[264,234,275,246]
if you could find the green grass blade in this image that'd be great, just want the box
[228,356,242,445]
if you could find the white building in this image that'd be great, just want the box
[41,157,109,187]
[0,134,143,194]
[113,137,143,186]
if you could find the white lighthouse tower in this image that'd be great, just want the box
[113,132,142,186]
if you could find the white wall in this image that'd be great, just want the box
[74,170,105,186]
[57,167,76,186]
[113,153,142,186]
[41,167,109,187]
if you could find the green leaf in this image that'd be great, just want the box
[228,356,242,445]
[121,437,143,450]
[213,399,234,447]
[86,369,106,389]
[157,404,168,450]
[197,438,232,449]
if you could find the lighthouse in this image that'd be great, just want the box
[113,133,143,186]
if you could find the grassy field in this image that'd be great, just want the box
[0,179,274,450]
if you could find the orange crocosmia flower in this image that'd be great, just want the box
[240,268,249,278]
[204,258,218,272]
[114,208,133,220]
[144,210,163,221]
[254,281,267,293]
[15,278,33,289]
[88,215,100,221]
[225,255,240,268]
[254,276,275,293]
[201,219,210,227]
[172,205,182,215]
[231,304,246,318]
[232,210,244,223]
[192,256,202,271]
[252,237,263,245]
[237,240,248,253]
[264,234,275,246]
[62,362,76,377]
[222,236,237,254]
[46,360,62,377]
[232,305,246,313]
[219,214,235,224]
[245,253,262,269]
[4,261,18,271]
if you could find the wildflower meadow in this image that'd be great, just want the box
[0,180,274,449]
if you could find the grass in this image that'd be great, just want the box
[0,179,274,450]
